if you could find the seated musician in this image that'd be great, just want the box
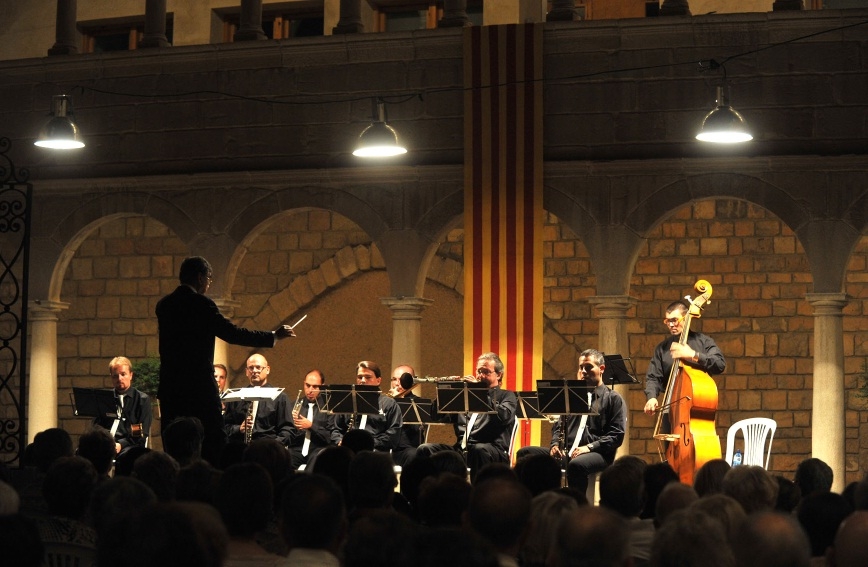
[515,348,626,493]
[328,361,402,452]
[416,352,517,483]
[288,369,332,470]
[223,353,293,446]
[390,364,425,467]
[92,356,152,456]
[643,299,726,419]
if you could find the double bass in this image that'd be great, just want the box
[652,280,721,485]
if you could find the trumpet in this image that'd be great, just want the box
[291,389,304,416]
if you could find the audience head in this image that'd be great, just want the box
[77,426,117,477]
[161,416,204,467]
[828,510,868,567]
[654,482,698,528]
[721,465,778,514]
[690,493,747,546]
[774,474,802,513]
[132,450,179,502]
[553,505,630,567]
[413,526,498,567]
[474,462,517,486]
[342,428,376,454]
[794,457,833,497]
[0,479,20,515]
[796,491,853,557]
[430,449,470,478]
[243,437,292,491]
[467,477,531,554]
[417,472,472,527]
[733,511,811,567]
[347,450,397,511]
[520,491,579,567]
[640,461,678,519]
[280,474,346,552]
[515,453,563,497]
[31,428,73,472]
[599,457,646,518]
[215,462,273,537]
[854,474,868,510]
[310,445,354,498]
[693,458,730,497]
[653,507,735,567]
[343,509,417,567]
[176,460,221,505]
[42,455,98,520]
[397,455,437,512]
[87,476,157,539]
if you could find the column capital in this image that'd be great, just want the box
[587,295,637,318]
[28,300,70,319]
[380,297,433,319]
[213,298,241,318]
[806,293,848,314]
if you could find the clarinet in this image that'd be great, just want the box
[558,415,568,469]
[244,400,259,445]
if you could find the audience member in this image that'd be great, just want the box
[342,428,376,454]
[112,445,149,477]
[430,449,470,478]
[347,450,398,522]
[0,479,21,515]
[827,510,868,567]
[514,453,563,497]
[343,509,418,567]
[651,507,734,567]
[466,477,531,567]
[397,455,438,519]
[854,474,868,510]
[244,437,293,493]
[721,465,778,515]
[76,426,117,478]
[474,462,518,486]
[36,456,99,564]
[796,491,852,560]
[176,460,222,505]
[413,526,499,567]
[12,427,74,518]
[132,450,179,502]
[692,458,730,497]
[599,456,653,565]
[733,511,811,567]
[774,474,802,513]
[280,474,346,566]
[87,476,157,540]
[215,462,281,564]
[161,416,205,467]
[416,472,472,527]
[552,505,631,567]
[689,494,746,547]
[640,461,678,520]
[520,491,579,567]
[654,482,698,528]
[310,445,354,500]
[794,457,834,497]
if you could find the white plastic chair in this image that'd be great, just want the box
[724,417,776,469]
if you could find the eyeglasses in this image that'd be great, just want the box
[476,368,497,376]
[247,365,266,372]
[663,316,684,326]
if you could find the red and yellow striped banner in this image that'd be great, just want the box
[463,24,544,454]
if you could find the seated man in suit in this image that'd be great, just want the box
[92,356,152,456]
[288,369,332,469]
[328,361,402,453]
[390,365,426,467]
[223,353,293,446]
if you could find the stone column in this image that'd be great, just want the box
[547,0,580,21]
[332,0,364,34]
[234,0,267,41]
[380,297,433,375]
[659,0,692,16]
[27,301,69,442]
[439,0,471,28]
[806,293,847,493]
[139,0,171,48]
[48,0,78,56]
[589,295,638,460]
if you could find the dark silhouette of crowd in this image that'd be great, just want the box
[3,421,868,567]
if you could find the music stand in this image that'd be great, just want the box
[536,380,597,416]
[435,382,495,414]
[395,397,434,425]
[70,387,118,419]
[222,387,285,402]
[323,385,382,415]
[516,391,545,420]
[602,355,639,386]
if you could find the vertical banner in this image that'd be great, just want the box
[464,24,544,457]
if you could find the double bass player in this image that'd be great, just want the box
[643,299,726,427]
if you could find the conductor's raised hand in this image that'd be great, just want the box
[273,325,296,339]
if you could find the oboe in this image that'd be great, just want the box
[244,399,259,445]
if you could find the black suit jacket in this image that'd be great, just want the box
[155,285,276,422]
[92,387,153,454]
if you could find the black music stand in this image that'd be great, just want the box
[516,391,545,420]
[602,355,639,386]
[536,380,597,416]
[435,382,495,414]
[323,385,382,416]
[70,387,118,419]
[396,397,434,425]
